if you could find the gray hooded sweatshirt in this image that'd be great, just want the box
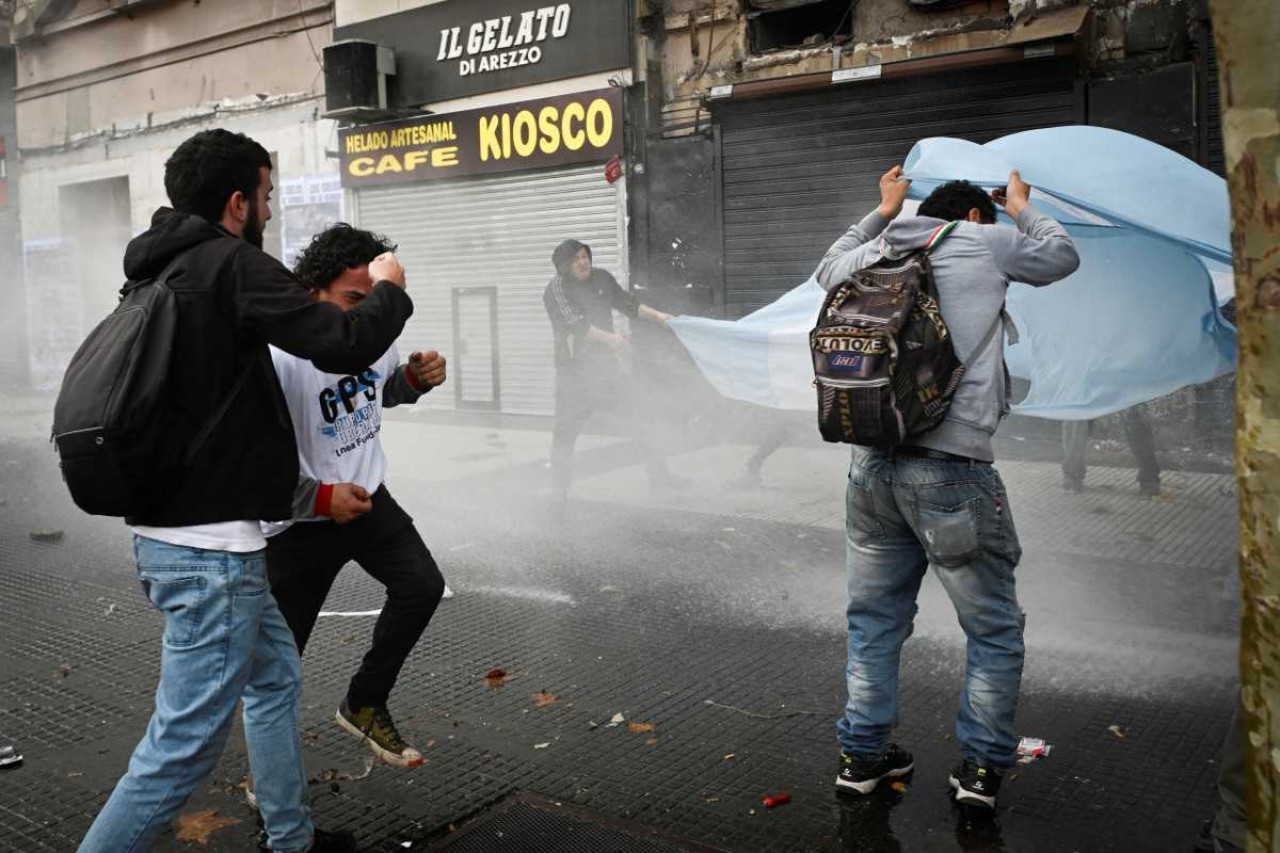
[814,205,1079,462]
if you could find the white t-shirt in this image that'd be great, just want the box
[130,521,267,553]
[260,344,400,537]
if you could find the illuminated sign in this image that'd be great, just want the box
[339,89,624,188]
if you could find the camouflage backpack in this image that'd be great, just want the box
[811,221,1001,446]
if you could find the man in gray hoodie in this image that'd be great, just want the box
[815,167,1079,809]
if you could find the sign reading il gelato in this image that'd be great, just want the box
[334,0,630,104]
[339,88,624,188]
[436,4,572,79]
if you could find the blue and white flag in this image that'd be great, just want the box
[668,126,1236,421]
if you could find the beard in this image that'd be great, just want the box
[243,201,265,250]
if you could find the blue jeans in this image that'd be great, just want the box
[79,537,313,852]
[838,449,1026,769]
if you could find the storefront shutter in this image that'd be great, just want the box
[353,164,625,415]
[715,59,1081,318]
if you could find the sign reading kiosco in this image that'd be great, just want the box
[334,0,630,104]
[338,89,624,188]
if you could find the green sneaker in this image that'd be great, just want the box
[335,700,424,768]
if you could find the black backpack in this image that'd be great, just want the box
[52,242,246,517]
[811,221,1000,446]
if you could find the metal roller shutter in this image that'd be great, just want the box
[716,59,1081,318]
[354,164,625,416]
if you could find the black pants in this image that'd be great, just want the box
[265,486,444,709]
[1061,405,1160,489]
[551,376,666,498]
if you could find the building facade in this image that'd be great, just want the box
[633,0,1226,320]
[332,0,635,417]
[12,0,338,388]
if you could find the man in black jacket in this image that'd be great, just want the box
[78,130,410,853]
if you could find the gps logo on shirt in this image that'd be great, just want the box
[319,368,381,423]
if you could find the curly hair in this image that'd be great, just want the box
[165,129,272,223]
[292,223,398,289]
[918,180,997,224]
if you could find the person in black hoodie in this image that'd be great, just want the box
[542,239,686,503]
[78,129,411,853]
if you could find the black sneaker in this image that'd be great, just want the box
[949,759,1002,809]
[835,744,914,795]
[258,827,357,852]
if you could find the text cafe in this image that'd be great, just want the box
[341,88,628,417]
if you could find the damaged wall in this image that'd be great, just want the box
[650,0,1198,125]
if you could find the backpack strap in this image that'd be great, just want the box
[961,308,1019,371]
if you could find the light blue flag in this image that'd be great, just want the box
[668,126,1236,421]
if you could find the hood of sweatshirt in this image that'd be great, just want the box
[876,214,956,260]
[123,207,230,281]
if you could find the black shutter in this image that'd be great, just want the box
[715,59,1080,318]
[1202,36,1225,176]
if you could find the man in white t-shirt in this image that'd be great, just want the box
[263,224,447,769]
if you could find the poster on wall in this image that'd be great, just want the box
[24,238,82,390]
[279,173,346,270]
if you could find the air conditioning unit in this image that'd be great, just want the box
[323,39,399,122]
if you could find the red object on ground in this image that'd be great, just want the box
[762,793,791,808]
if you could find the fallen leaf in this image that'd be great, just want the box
[533,742,551,750]
[174,808,240,844]
[646,738,659,746]
[702,795,720,803]
[607,712,625,727]
[890,781,908,793]
[628,722,656,733]
[722,753,736,761]
[485,668,509,688]
[531,691,559,707]
[1107,724,1127,739]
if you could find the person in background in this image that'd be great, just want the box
[1061,403,1161,496]
[542,239,688,503]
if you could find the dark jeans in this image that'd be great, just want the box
[265,486,444,709]
[1061,405,1160,490]
[551,373,666,498]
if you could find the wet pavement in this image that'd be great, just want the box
[0,404,1238,853]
